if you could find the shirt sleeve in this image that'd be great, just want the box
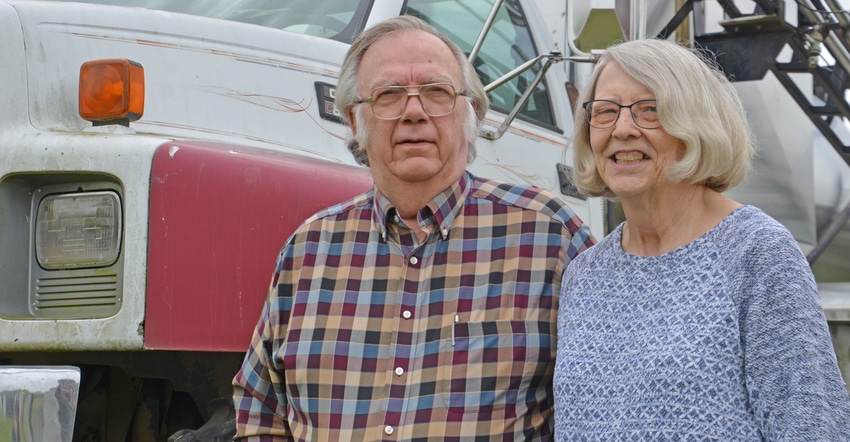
[232,257,294,441]
[739,227,850,440]
[563,213,597,263]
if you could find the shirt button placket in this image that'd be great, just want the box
[391,244,419,440]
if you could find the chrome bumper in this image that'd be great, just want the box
[0,366,80,442]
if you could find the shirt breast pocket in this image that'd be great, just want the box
[438,319,553,413]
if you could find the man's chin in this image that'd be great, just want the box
[391,158,441,181]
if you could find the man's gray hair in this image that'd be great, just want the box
[336,15,489,166]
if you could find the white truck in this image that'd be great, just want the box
[0,0,847,440]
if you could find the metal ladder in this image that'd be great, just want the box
[664,0,850,166]
[661,0,850,262]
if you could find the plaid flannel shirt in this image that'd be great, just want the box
[233,172,595,441]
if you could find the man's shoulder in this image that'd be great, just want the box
[299,190,374,228]
[469,176,577,221]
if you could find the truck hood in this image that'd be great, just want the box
[7,0,355,163]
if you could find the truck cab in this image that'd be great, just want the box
[0,0,602,440]
[5,0,850,440]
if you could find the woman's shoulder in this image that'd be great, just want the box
[709,205,810,280]
[711,205,797,249]
[721,204,784,229]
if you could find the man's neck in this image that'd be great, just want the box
[376,172,464,243]
[377,175,458,220]
[399,212,429,243]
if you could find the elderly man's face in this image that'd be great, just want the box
[349,30,469,192]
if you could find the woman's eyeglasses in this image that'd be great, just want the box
[583,99,660,129]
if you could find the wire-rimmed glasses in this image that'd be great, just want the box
[355,83,464,120]
[583,99,660,129]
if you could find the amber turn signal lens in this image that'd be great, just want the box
[79,59,144,123]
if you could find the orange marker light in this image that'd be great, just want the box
[79,58,144,125]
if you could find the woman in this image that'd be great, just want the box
[554,38,850,440]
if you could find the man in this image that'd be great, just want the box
[232,15,595,441]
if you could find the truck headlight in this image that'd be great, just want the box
[35,191,122,269]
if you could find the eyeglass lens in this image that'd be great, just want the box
[370,84,457,119]
[584,100,660,129]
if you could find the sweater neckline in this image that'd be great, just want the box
[613,205,751,260]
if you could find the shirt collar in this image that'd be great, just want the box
[373,172,471,243]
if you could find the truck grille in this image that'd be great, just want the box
[33,273,120,318]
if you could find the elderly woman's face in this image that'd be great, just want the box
[589,62,685,199]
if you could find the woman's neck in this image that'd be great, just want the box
[619,185,740,256]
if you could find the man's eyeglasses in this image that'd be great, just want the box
[583,99,660,129]
[355,83,464,120]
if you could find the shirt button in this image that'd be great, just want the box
[402,310,412,319]
[384,425,394,435]
[409,256,418,265]
[395,367,404,376]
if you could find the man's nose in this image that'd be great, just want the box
[402,93,427,119]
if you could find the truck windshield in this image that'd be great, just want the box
[49,0,554,129]
[47,0,373,42]
[405,0,556,129]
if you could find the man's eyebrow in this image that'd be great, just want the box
[366,77,456,89]
[421,76,454,85]
[368,80,401,89]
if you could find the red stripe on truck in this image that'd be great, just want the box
[145,141,372,351]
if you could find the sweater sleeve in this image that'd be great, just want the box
[737,223,850,441]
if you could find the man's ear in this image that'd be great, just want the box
[347,108,358,137]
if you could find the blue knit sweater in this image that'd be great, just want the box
[554,205,850,441]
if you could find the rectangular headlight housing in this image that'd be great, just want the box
[35,191,122,269]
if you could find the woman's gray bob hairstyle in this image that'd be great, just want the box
[335,15,489,166]
[572,38,756,198]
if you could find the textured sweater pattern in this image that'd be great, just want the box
[554,206,850,441]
